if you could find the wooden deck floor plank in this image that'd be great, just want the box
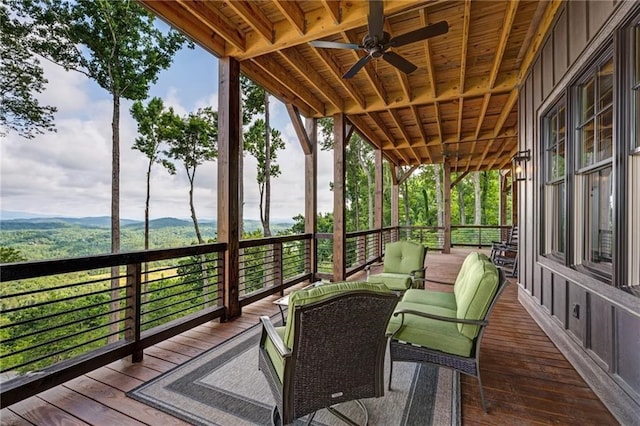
[155,339,206,358]
[6,397,88,426]
[1,408,35,425]
[38,386,146,426]
[143,345,192,365]
[62,376,189,426]
[84,367,145,393]
[104,359,163,382]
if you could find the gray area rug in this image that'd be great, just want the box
[128,318,460,426]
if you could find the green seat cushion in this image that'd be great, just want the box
[368,272,412,291]
[383,241,426,275]
[453,252,486,297]
[387,301,473,357]
[401,289,457,310]
[456,259,499,339]
[283,281,391,349]
[263,326,286,382]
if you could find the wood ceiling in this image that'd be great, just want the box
[139,0,561,171]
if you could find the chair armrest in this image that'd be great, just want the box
[392,309,488,326]
[365,261,384,278]
[422,277,455,286]
[259,316,292,357]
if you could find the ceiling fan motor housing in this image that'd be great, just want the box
[363,32,391,57]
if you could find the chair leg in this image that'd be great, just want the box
[477,371,488,413]
[388,359,394,391]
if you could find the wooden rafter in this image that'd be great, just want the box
[320,0,341,24]
[274,0,306,35]
[384,20,412,102]
[176,1,246,51]
[389,109,420,163]
[310,47,366,109]
[419,8,438,98]
[459,0,471,95]
[225,1,273,43]
[411,105,433,163]
[279,48,343,111]
[286,104,312,155]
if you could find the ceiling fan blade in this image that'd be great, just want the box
[343,55,372,79]
[382,52,417,74]
[388,20,449,48]
[367,0,385,41]
[310,40,361,50]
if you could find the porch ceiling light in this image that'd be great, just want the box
[512,149,531,182]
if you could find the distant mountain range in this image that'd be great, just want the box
[0,212,294,231]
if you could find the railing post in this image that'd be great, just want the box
[274,242,283,290]
[478,227,482,248]
[126,263,143,363]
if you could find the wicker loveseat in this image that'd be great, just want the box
[259,281,398,425]
[387,252,508,413]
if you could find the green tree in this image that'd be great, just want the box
[0,247,27,263]
[11,0,190,256]
[130,97,176,251]
[164,107,218,244]
[0,4,56,139]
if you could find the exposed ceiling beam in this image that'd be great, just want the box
[389,109,420,163]
[459,0,471,95]
[410,105,433,163]
[279,48,343,111]
[273,0,306,35]
[310,47,366,110]
[225,1,274,43]
[384,19,412,102]
[286,104,312,155]
[489,0,519,89]
[320,0,341,24]
[176,0,246,51]
[419,8,438,98]
[250,56,325,115]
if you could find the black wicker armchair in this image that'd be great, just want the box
[258,282,398,425]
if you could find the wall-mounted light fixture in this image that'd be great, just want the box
[512,149,531,182]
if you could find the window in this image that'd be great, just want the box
[543,100,566,258]
[576,57,614,168]
[575,55,614,276]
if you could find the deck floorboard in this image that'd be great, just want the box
[1,249,618,425]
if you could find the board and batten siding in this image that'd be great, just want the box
[516,1,640,424]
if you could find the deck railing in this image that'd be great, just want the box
[0,225,508,406]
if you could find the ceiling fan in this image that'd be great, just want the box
[310,0,449,79]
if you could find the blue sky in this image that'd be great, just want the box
[1,43,334,222]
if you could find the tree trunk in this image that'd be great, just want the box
[458,185,466,225]
[188,174,204,244]
[474,172,482,225]
[263,92,272,237]
[188,169,211,305]
[109,92,121,344]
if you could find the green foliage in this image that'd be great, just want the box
[0,247,27,263]
[0,3,56,139]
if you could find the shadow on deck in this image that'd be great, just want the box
[1,249,617,425]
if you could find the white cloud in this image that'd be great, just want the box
[1,53,336,222]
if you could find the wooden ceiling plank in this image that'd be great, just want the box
[286,104,312,155]
[411,105,433,163]
[320,0,341,24]
[225,0,274,43]
[311,47,366,109]
[389,109,420,163]
[488,0,519,89]
[227,1,430,60]
[459,0,471,95]
[251,56,325,115]
[241,61,315,118]
[279,49,343,110]
[419,8,437,98]
[176,0,246,51]
[139,1,226,55]
[274,0,306,35]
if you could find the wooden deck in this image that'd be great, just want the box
[1,249,617,425]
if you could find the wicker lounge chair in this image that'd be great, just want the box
[387,252,509,413]
[258,282,398,425]
[366,240,427,292]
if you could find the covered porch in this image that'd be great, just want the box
[0,249,616,424]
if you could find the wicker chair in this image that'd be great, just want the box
[387,259,509,413]
[491,226,519,277]
[258,282,398,425]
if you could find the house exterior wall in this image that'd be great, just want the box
[517,1,640,423]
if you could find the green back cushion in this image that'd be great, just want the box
[283,281,391,348]
[383,241,426,275]
[456,259,499,338]
[453,252,489,299]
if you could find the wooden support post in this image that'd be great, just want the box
[443,162,452,253]
[305,117,318,280]
[333,113,346,281]
[126,263,142,362]
[390,163,400,242]
[218,57,241,319]
[375,150,383,257]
